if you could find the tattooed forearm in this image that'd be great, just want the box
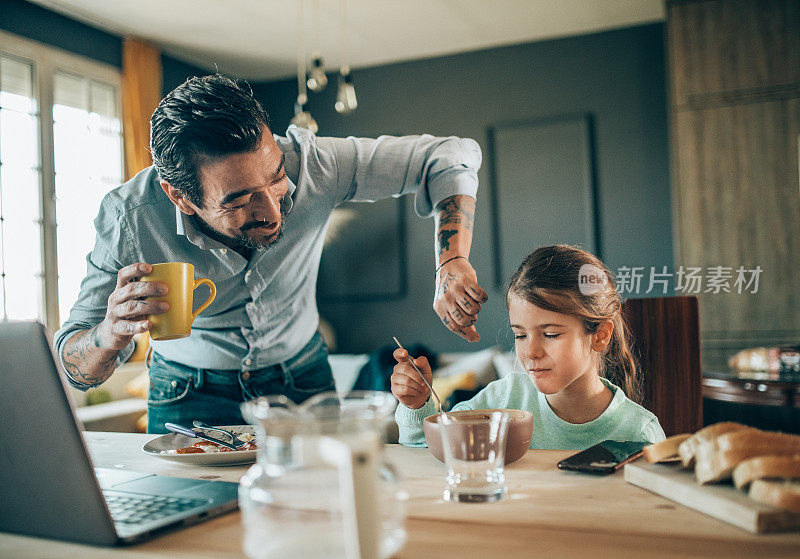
[435,195,475,258]
[430,195,485,342]
[435,195,475,230]
[437,229,458,255]
[62,324,118,387]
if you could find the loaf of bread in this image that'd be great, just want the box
[649,422,800,514]
[644,433,691,463]
[727,347,779,372]
[732,455,800,489]
[749,480,800,513]
[695,430,800,484]
[677,422,751,468]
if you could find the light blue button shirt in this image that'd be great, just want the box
[55,126,481,386]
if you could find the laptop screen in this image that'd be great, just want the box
[0,321,119,545]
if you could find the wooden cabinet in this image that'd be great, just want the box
[673,99,800,332]
[667,0,800,369]
[668,0,800,106]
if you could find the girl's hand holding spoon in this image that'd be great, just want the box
[390,347,435,410]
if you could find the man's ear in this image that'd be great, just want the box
[160,180,197,215]
[592,320,614,352]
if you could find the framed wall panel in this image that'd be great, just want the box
[488,115,598,288]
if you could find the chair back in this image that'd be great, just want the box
[621,296,702,437]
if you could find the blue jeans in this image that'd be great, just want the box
[146,331,334,433]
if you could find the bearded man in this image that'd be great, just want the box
[55,74,486,433]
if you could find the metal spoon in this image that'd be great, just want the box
[392,336,445,414]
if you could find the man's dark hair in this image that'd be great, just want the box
[150,74,270,208]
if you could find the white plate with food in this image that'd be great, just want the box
[142,425,258,466]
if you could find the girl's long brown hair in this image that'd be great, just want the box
[506,244,641,403]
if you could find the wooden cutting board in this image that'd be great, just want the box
[624,461,800,533]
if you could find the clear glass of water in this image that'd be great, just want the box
[439,411,510,503]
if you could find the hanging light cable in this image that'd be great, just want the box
[335,0,357,113]
[290,0,319,133]
[306,0,327,92]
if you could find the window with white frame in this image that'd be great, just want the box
[0,53,41,323]
[0,31,123,331]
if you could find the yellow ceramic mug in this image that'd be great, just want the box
[141,263,216,341]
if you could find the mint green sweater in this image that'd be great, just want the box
[395,373,666,451]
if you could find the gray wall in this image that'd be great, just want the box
[254,24,674,355]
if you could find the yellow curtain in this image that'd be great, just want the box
[122,38,162,181]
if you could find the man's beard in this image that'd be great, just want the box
[193,210,287,253]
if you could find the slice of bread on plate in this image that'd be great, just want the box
[749,480,800,513]
[677,422,751,468]
[644,433,692,463]
[732,454,800,489]
[695,430,800,484]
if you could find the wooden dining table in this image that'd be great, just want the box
[1,432,798,558]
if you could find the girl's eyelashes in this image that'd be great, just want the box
[512,332,562,340]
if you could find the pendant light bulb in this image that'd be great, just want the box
[334,66,357,114]
[307,54,328,92]
[290,94,318,134]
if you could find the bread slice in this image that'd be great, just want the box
[677,422,751,468]
[732,455,800,489]
[749,480,800,513]
[695,431,800,484]
[644,433,691,463]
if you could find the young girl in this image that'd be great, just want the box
[392,244,666,450]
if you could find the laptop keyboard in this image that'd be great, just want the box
[105,493,209,525]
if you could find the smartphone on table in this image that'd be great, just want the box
[556,440,647,475]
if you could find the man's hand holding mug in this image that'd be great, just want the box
[97,262,216,350]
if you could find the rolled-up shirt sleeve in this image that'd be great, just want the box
[314,132,482,217]
[53,194,136,390]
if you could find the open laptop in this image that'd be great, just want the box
[0,321,239,545]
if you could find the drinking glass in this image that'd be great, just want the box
[439,411,510,503]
